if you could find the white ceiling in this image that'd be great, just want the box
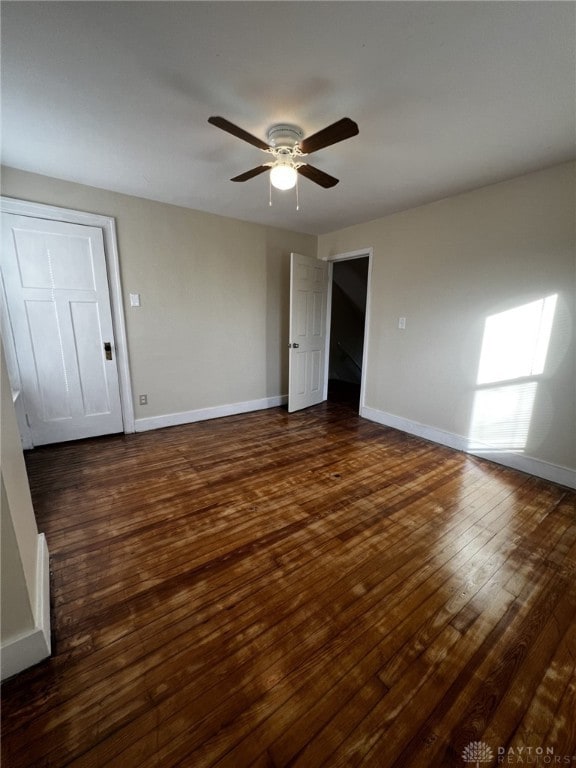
[1,2,575,235]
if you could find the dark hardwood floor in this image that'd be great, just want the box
[2,401,576,767]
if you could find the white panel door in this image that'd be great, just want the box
[1,213,123,445]
[288,252,329,413]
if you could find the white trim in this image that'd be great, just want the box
[467,449,576,489]
[361,406,468,451]
[320,247,373,263]
[323,247,373,412]
[0,196,135,435]
[135,395,288,433]
[36,533,51,653]
[12,389,33,450]
[361,405,576,489]
[323,262,333,403]
[1,271,33,448]
[1,534,51,681]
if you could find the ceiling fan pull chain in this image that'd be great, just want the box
[269,175,273,207]
[296,176,299,211]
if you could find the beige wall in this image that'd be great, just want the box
[1,477,35,640]
[319,162,576,471]
[0,341,38,644]
[0,167,316,420]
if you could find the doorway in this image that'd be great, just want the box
[326,250,371,412]
[0,197,134,446]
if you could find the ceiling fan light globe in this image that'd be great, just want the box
[270,164,297,190]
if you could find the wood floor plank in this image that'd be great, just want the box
[2,400,575,767]
[387,550,575,767]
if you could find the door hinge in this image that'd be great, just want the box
[25,413,31,428]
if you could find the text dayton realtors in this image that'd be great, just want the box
[497,745,576,764]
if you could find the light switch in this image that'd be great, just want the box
[398,317,406,330]
[130,293,141,307]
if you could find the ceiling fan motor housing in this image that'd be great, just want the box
[267,124,304,149]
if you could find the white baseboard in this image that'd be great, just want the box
[361,405,576,490]
[135,395,288,433]
[361,406,469,452]
[1,533,51,681]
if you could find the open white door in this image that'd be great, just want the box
[1,213,124,445]
[288,252,329,413]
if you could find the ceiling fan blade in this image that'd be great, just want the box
[208,116,270,151]
[299,117,359,155]
[298,164,339,188]
[230,166,269,182]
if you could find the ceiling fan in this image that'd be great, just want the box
[208,116,359,191]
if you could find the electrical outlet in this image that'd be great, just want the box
[398,317,406,330]
[139,394,148,405]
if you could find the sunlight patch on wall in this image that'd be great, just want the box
[469,295,557,453]
[470,382,537,451]
[477,295,557,385]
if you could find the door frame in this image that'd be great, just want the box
[321,247,373,413]
[0,196,135,436]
